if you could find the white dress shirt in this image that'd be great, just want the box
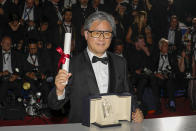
[64,22,72,33]
[22,4,34,21]
[63,0,77,8]
[168,29,175,45]
[2,50,12,73]
[158,53,170,73]
[27,54,39,66]
[58,48,109,100]
[87,47,109,94]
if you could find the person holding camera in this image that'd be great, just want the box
[125,35,151,111]
[23,39,53,103]
[150,38,177,113]
[176,44,196,101]
[0,35,25,106]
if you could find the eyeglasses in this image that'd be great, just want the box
[88,30,112,39]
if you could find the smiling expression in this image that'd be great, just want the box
[84,20,112,57]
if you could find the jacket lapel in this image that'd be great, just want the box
[83,50,100,95]
[107,52,116,93]
[11,50,15,71]
[0,50,3,72]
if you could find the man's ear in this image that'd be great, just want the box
[84,31,88,41]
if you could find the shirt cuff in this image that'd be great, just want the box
[57,89,65,100]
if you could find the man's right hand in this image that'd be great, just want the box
[155,73,164,79]
[55,69,72,96]
[2,70,10,76]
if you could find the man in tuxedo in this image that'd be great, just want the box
[23,40,53,102]
[150,38,177,112]
[43,0,64,48]
[0,36,24,106]
[48,11,143,123]
[18,0,42,32]
[126,35,151,111]
[166,15,182,55]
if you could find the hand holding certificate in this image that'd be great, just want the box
[55,33,72,96]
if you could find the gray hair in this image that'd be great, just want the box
[83,11,116,36]
[159,38,168,49]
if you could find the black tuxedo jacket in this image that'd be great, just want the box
[0,49,25,76]
[166,28,182,49]
[48,49,138,123]
[43,1,62,30]
[18,3,42,26]
[23,49,52,75]
[72,4,93,33]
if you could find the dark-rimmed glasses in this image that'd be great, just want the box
[88,30,112,39]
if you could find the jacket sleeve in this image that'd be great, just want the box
[47,86,70,110]
[123,58,139,112]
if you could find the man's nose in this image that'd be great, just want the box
[99,33,105,40]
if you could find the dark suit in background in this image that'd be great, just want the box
[23,49,53,102]
[150,51,177,110]
[0,49,25,104]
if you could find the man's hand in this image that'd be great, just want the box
[28,20,35,27]
[41,73,46,79]
[55,69,72,96]
[136,69,141,74]
[26,72,37,80]
[9,74,19,82]
[2,70,10,76]
[57,20,62,25]
[0,8,4,15]
[132,108,144,123]
[155,73,164,79]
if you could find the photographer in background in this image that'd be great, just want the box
[0,35,25,107]
[151,38,177,113]
[126,35,151,110]
[175,44,196,96]
[23,39,52,103]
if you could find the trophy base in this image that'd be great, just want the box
[93,122,121,128]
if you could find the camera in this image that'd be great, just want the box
[1,68,20,81]
[32,67,42,80]
[142,67,153,76]
[24,92,47,116]
[161,65,175,79]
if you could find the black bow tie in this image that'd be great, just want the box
[3,52,10,55]
[161,54,168,58]
[92,56,108,64]
[65,24,71,27]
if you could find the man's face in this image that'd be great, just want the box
[135,38,145,50]
[114,45,123,54]
[115,0,123,3]
[1,37,12,51]
[29,43,38,55]
[192,18,196,29]
[64,11,72,22]
[41,23,48,31]
[133,0,139,5]
[26,0,34,8]
[93,0,100,5]
[84,20,112,57]
[170,18,178,29]
[79,0,88,6]
[52,0,60,3]
[12,20,19,26]
[160,42,168,54]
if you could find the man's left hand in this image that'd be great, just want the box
[132,108,144,123]
[9,74,19,82]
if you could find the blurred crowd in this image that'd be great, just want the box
[1,0,196,116]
